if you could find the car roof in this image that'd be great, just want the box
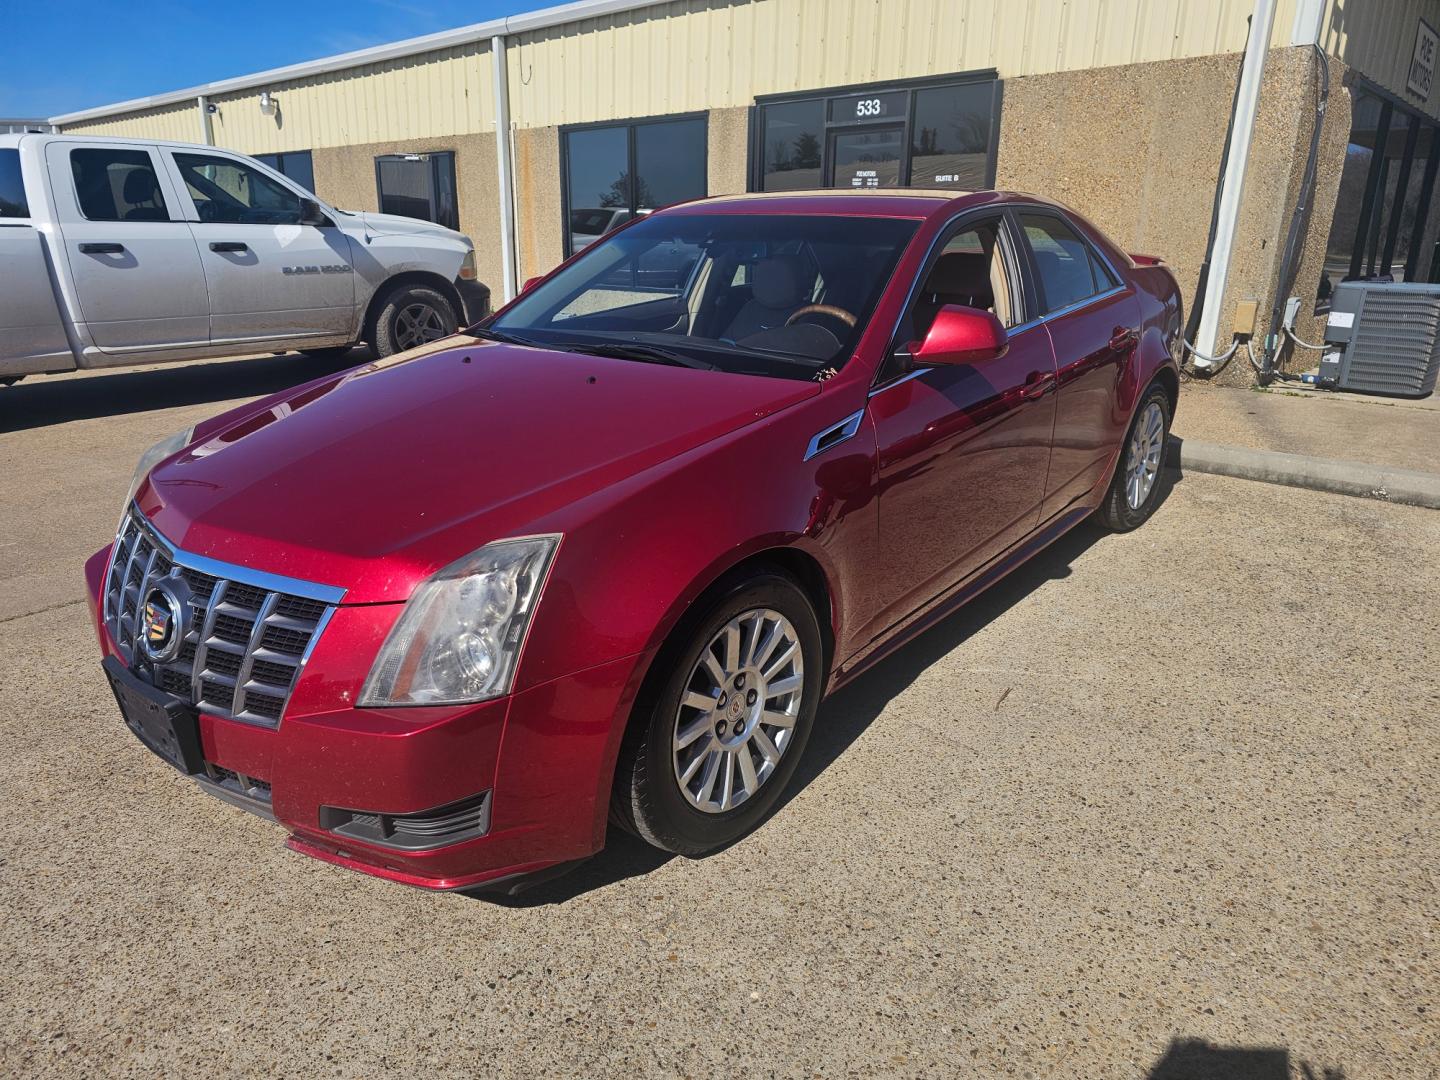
[664,189,1025,220]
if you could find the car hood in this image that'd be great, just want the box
[139,342,819,603]
[351,209,464,240]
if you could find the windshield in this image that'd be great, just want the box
[491,213,919,380]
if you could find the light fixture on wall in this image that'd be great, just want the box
[259,92,277,117]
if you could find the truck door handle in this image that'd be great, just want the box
[79,242,124,254]
[209,241,249,253]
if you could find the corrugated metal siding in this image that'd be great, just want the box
[61,101,201,142]
[1320,0,1440,121]
[505,0,1301,128]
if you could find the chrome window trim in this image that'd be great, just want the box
[803,409,865,460]
[119,507,346,604]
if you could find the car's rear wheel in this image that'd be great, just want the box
[371,284,458,358]
[612,570,824,856]
[1097,381,1171,531]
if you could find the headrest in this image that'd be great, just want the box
[751,255,806,309]
[927,251,993,309]
[122,167,159,204]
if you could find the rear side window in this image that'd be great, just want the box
[1018,212,1115,313]
[0,149,28,217]
[70,148,169,222]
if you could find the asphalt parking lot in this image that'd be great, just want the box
[2,356,1436,1079]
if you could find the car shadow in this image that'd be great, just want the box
[1146,1037,1346,1079]
[478,465,1182,906]
[0,349,368,433]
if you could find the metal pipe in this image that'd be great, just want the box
[491,34,518,304]
[1191,0,1280,371]
[197,95,213,145]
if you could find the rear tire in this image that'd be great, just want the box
[370,284,458,358]
[612,569,824,856]
[1097,381,1171,531]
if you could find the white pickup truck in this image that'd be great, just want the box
[0,133,489,385]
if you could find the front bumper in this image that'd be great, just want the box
[453,275,491,326]
[86,544,643,891]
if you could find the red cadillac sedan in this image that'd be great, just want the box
[87,190,1181,892]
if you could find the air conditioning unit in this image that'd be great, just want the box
[1318,281,1440,398]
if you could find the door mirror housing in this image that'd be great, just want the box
[914,304,1008,366]
[298,198,330,227]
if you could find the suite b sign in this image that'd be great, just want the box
[1409,18,1437,101]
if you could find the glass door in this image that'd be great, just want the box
[827,126,904,189]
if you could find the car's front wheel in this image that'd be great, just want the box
[371,283,459,358]
[613,569,824,856]
[1097,380,1172,531]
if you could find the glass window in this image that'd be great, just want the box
[375,152,458,231]
[1018,213,1107,312]
[70,148,168,222]
[253,150,316,194]
[173,152,303,225]
[0,148,27,217]
[832,128,903,189]
[759,100,824,191]
[909,83,994,190]
[493,213,918,379]
[563,117,708,255]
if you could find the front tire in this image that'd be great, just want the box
[612,570,825,856]
[1097,381,1171,531]
[371,284,459,358]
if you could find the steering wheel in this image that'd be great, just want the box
[786,304,858,330]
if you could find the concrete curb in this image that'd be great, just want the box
[1166,437,1440,510]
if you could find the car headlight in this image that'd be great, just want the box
[124,426,194,509]
[458,247,477,281]
[360,535,561,707]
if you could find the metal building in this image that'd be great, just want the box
[46,0,1440,383]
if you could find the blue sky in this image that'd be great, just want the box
[2,0,535,119]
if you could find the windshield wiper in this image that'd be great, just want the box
[553,341,716,371]
[472,326,539,347]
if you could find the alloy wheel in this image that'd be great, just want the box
[1124,401,1165,510]
[393,302,448,351]
[672,608,805,814]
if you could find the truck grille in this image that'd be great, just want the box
[102,505,345,728]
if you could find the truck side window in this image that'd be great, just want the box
[172,153,304,226]
[0,149,28,218]
[70,149,169,222]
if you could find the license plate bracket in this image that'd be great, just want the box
[102,655,204,775]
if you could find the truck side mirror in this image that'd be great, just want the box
[298,198,330,228]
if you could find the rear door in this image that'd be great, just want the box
[161,149,354,344]
[1013,210,1141,518]
[0,145,72,376]
[44,141,210,354]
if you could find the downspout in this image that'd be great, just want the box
[1190,0,1280,372]
[490,34,519,304]
[197,95,214,145]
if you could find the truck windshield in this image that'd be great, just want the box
[490,213,919,379]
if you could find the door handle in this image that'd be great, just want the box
[1019,370,1055,400]
[209,241,249,253]
[1109,327,1137,352]
[78,242,124,254]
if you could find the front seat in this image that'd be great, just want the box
[121,168,168,221]
[913,251,995,339]
[725,255,809,339]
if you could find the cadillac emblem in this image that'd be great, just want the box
[138,581,184,664]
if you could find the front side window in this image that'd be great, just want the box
[173,152,303,225]
[0,148,28,217]
[563,116,708,256]
[253,150,316,194]
[492,212,919,380]
[70,148,169,222]
[1018,213,1112,313]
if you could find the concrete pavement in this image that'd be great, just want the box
[2,356,1437,1078]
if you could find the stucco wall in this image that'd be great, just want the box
[708,106,751,196]
[312,133,504,295]
[512,125,565,282]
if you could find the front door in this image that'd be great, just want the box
[45,141,210,354]
[866,214,1057,635]
[827,126,904,190]
[162,150,354,345]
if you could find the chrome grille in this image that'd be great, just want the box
[103,506,344,728]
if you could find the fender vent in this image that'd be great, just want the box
[803,409,864,461]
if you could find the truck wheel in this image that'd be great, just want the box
[371,284,458,358]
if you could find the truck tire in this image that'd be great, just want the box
[371,284,459,358]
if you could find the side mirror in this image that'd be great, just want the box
[521,275,545,293]
[298,198,330,227]
[914,304,1008,366]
